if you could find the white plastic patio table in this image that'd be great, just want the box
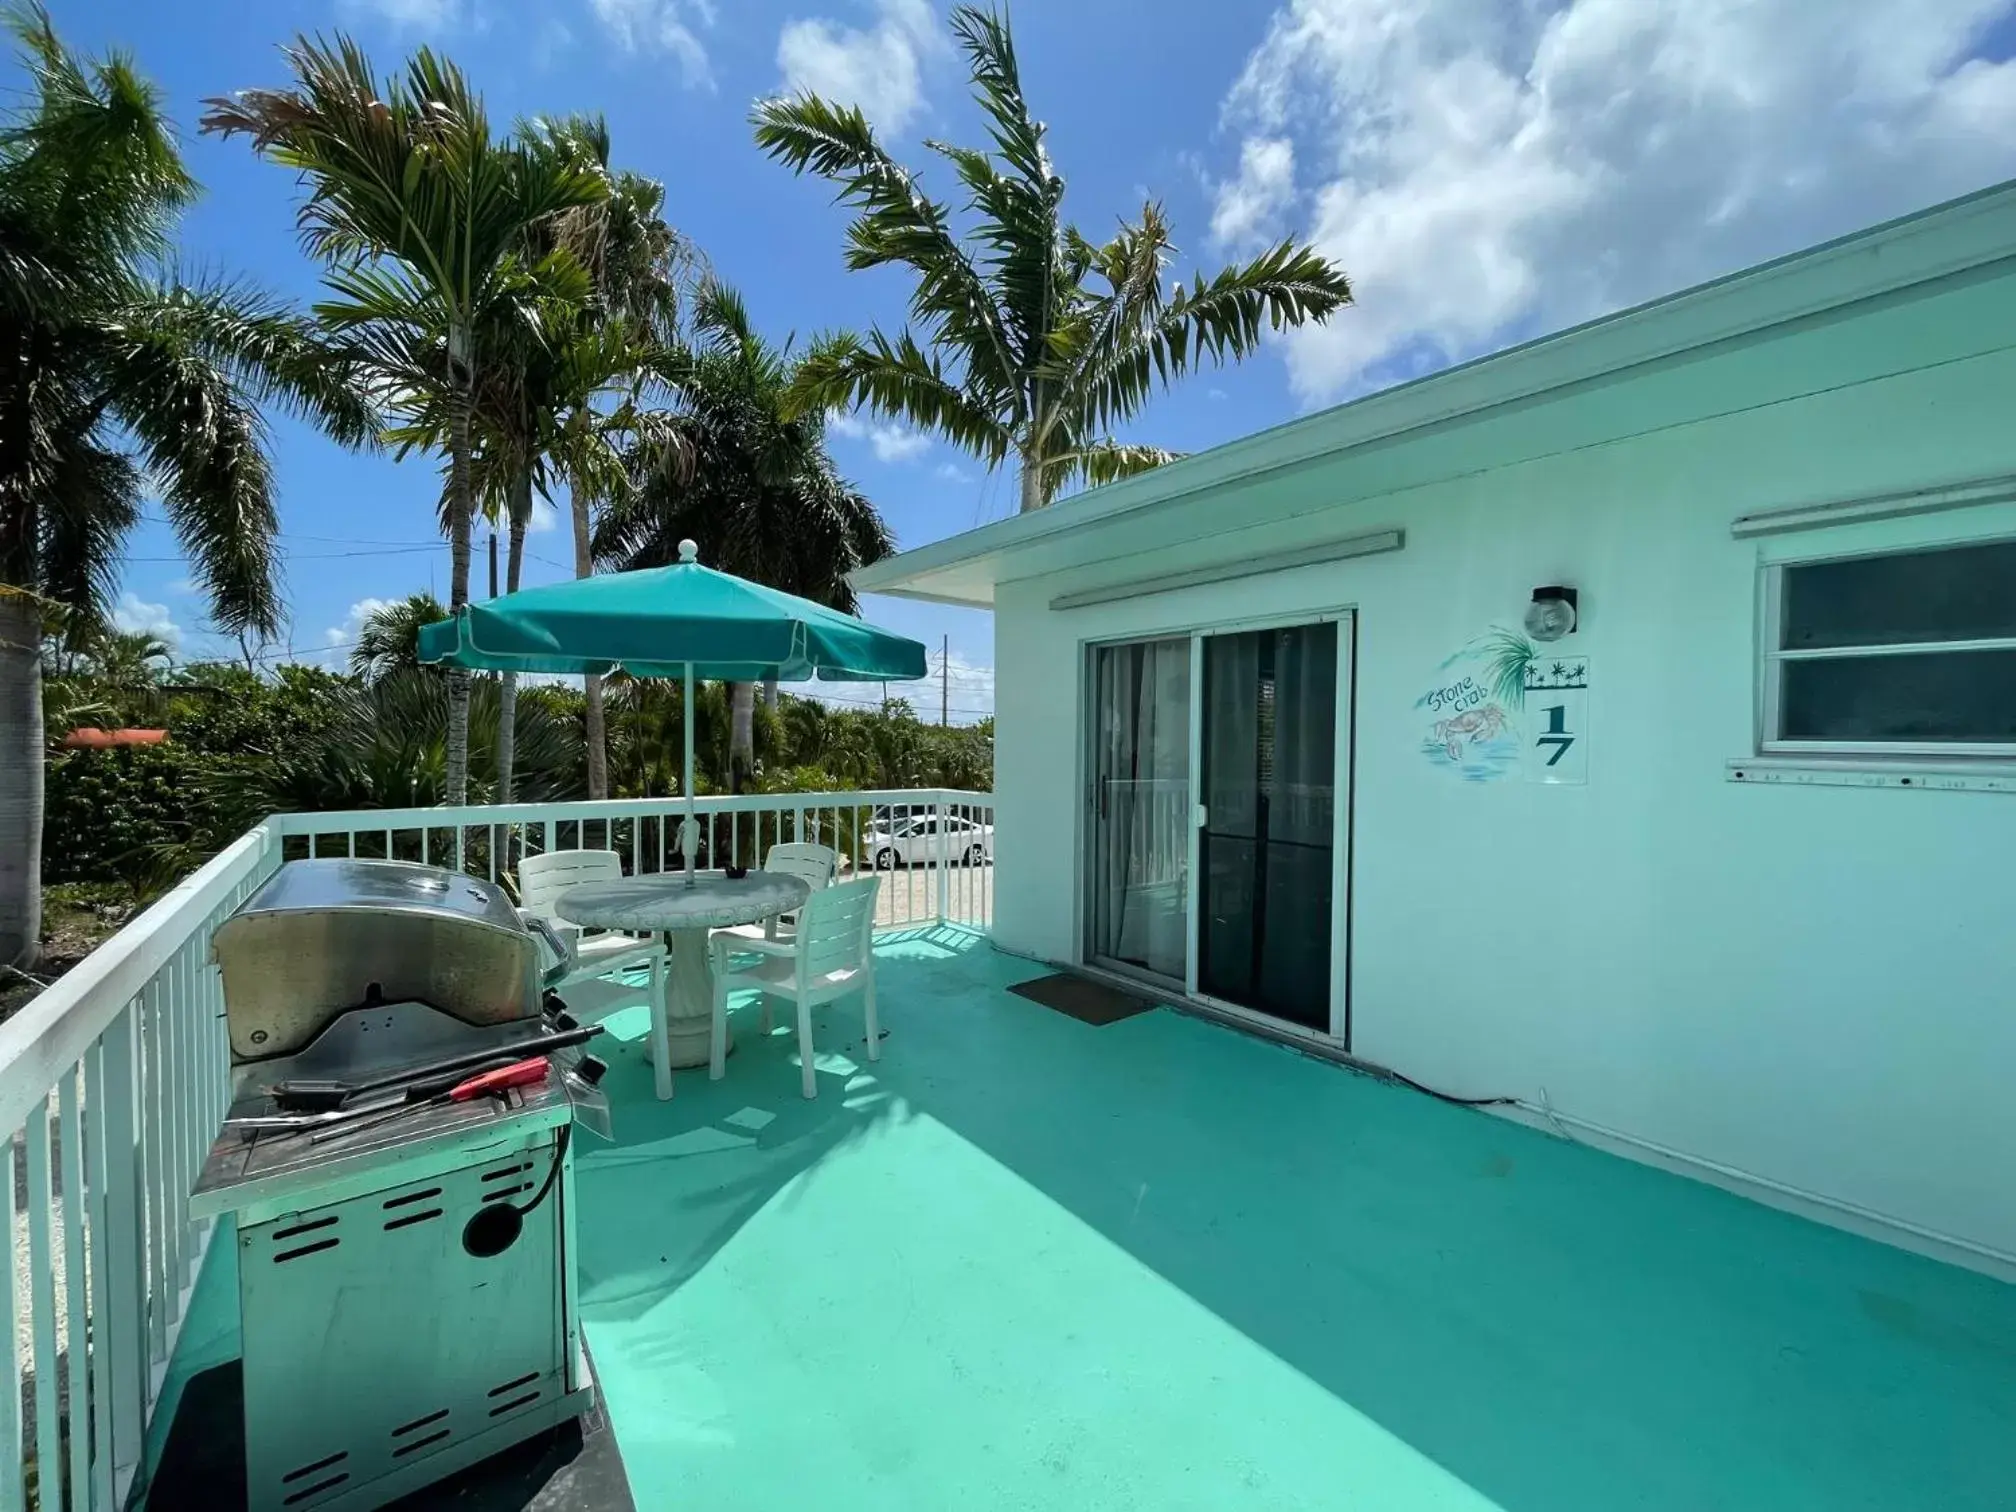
[555,870,811,1069]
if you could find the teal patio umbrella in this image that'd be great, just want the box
[418,540,928,881]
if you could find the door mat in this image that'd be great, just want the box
[1007,973,1158,1027]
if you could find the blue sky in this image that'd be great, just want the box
[49,0,2016,721]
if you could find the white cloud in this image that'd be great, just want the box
[777,0,946,135]
[1211,136,1297,251]
[589,0,715,88]
[934,461,970,482]
[112,593,182,653]
[165,576,201,596]
[535,16,575,66]
[529,498,561,534]
[1214,0,2016,403]
[339,0,462,29]
[828,651,994,723]
[830,409,931,463]
[322,597,400,668]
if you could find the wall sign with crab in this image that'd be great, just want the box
[1417,632,1589,785]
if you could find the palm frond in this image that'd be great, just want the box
[753,90,1020,405]
[787,329,1013,466]
[33,431,141,628]
[1152,239,1353,370]
[115,274,383,449]
[1048,440,1180,496]
[128,361,284,635]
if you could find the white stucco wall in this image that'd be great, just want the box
[987,265,2016,1264]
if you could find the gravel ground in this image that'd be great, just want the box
[848,860,994,930]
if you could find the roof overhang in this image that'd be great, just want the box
[852,177,2016,609]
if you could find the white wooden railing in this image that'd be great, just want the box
[0,787,991,1509]
[1,825,278,1512]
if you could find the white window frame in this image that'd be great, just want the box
[1759,536,2016,759]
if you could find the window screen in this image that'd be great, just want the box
[1767,540,2016,750]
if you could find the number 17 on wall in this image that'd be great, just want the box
[1526,657,1589,785]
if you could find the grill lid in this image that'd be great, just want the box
[213,859,552,1062]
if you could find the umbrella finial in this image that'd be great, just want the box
[678,539,699,564]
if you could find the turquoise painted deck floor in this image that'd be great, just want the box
[575,929,2015,1511]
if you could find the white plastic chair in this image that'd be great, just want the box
[519,849,673,1099]
[708,875,880,1099]
[715,842,839,946]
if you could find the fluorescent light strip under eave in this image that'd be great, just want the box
[1046,529,1406,612]
[1731,471,2016,538]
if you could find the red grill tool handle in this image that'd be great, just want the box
[446,1057,550,1102]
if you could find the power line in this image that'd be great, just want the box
[139,510,443,549]
[125,544,446,563]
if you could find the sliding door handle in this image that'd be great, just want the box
[1193,803,1208,829]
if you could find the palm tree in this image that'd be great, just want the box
[202,37,605,806]
[350,591,447,681]
[399,264,602,804]
[536,118,692,801]
[754,5,1352,512]
[595,281,896,781]
[0,8,376,968]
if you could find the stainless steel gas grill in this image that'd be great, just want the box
[192,859,612,1512]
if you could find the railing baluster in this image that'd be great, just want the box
[167,967,191,1308]
[2,1128,21,1512]
[187,945,211,1268]
[26,1097,59,1512]
[82,1038,112,1512]
[99,1010,143,1485]
[60,1070,89,1512]
[141,982,168,1361]
[179,946,201,1284]
[932,798,942,922]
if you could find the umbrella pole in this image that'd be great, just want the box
[683,662,696,886]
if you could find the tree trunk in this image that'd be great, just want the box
[571,475,608,799]
[762,676,779,714]
[445,345,475,807]
[730,680,755,784]
[1018,453,1044,513]
[0,591,44,970]
[496,468,531,807]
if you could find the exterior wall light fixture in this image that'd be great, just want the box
[1524,585,1579,642]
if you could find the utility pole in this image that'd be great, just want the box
[487,530,498,599]
[941,634,949,726]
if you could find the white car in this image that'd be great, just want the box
[865,814,994,869]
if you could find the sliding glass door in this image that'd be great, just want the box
[1085,618,1350,1035]
[1197,622,1339,1031]
[1086,638,1192,982]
